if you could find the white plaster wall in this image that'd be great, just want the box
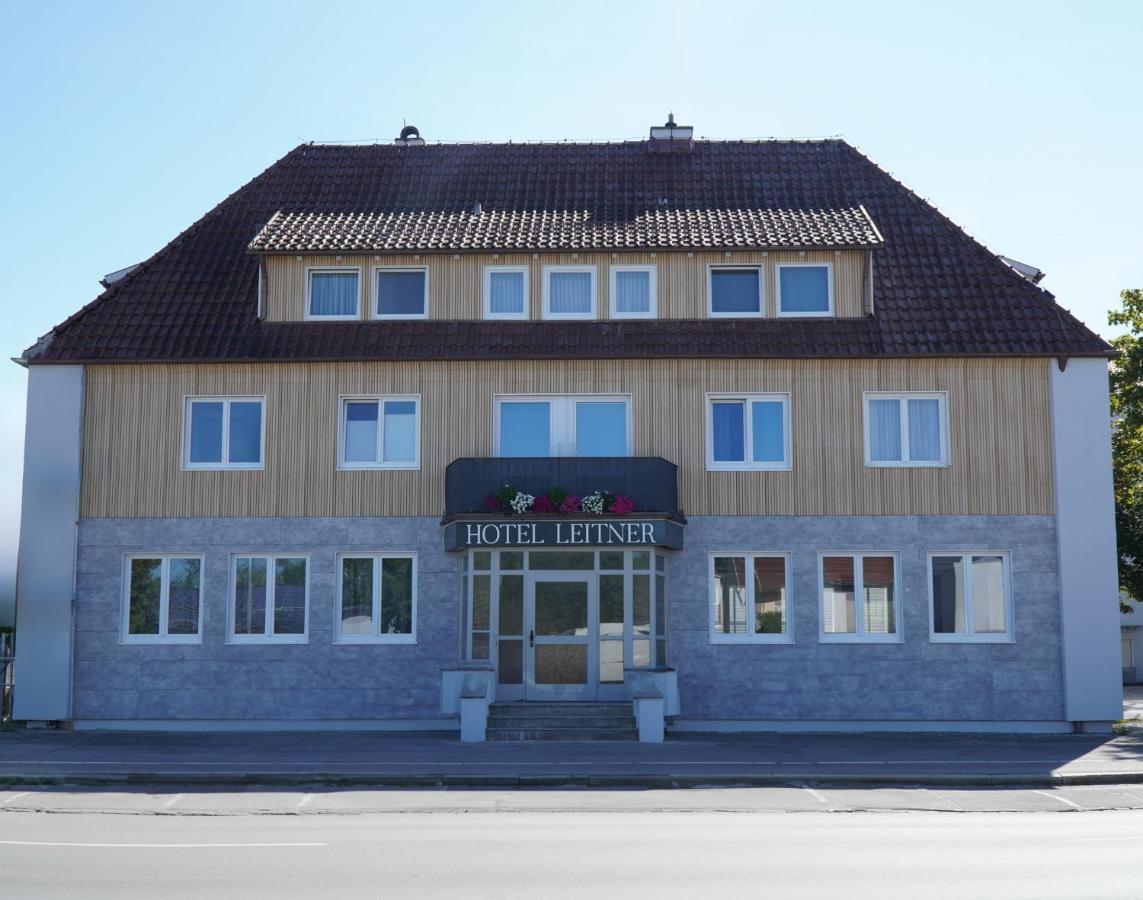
[12,365,84,721]
[1051,358,1123,722]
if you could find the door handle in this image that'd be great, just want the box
[528,630,535,648]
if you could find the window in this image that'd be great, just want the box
[777,263,832,316]
[184,397,264,469]
[820,553,899,641]
[230,555,308,642]
[496,395,630,457]
[864,392,948,467]
[483,266,528,319]
[336,553,416,642]
[706,393,790,470]
[930,552,1012,641]
[542,266,597,319]
[306,268,360,319]
[339,396,420,469]
[375,268,427,318]
[709,266,762,317]
[709,553,791,642]
[122,555,203,643]
[609,265,656,318]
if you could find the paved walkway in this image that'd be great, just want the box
[3,729,1143,786]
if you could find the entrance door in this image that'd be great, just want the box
[525,573,597,700]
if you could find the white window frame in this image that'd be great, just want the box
[304,266,361,321]
[705,392,791,471]
[928,550,1014,643]
[337,394,422,470]
[542,265,597,320]
[120,553,204,645]
[482,265,530,320]
[334,551,418,644]
[228,553,310,644]
[608,264,657,319]
[708,552,793,644]
[818,551,902,643]
[776,261,834,317]
[493,394,632,457]
[863,391,949,468]
[182,396,266,471]
[707,265,764,318]
[373,266,429,320]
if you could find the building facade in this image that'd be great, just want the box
[12,123,1124,733]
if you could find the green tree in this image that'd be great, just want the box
[1109,289,1143,612]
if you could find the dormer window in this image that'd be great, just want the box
[543,266,597,320]
[376,268,428,319]
[777,263,832,316]
[709,266,762,317]
[307,268,360,320]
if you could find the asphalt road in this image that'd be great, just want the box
[4,807,1143,898]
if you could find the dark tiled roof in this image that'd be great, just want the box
[248,206,883,252]
[26,140,1112,363]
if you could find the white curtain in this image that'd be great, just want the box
[310,272,358,316]
[613,270,649,314]
[908,399,941,461]
[549,272,592,314]
[489,271,524,314]
[868,399,902,461]
[972,555,1006,633]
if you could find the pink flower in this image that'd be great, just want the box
[484,495,501,511]
[533,496,556,514]
[610,495,635,514]
[559,495,582,514]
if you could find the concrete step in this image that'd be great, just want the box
[489,703,633,719]
[486,727,637,742]
[487,715,635,730]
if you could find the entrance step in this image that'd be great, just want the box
[486,702,637,741]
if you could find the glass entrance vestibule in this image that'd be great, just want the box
[462,549,668,701]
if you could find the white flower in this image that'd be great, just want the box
[510,491,535,514]
[582,491,605,515]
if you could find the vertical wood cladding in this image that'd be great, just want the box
[264,250,868,321]
[81,358,1053,518]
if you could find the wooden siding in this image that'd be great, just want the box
[264,250,867,322]
[81,359,1053,519]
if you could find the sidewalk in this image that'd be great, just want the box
[3,729,1143,787]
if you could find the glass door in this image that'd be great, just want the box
[525,573,597,700]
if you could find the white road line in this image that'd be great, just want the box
[162,793,184,809]
[0,792,30,807]
[1032,790,1083,810]
[297,793,314,809]
[0,841,327,849]
[800,785,830,805]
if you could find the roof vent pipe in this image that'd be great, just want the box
[395,124,425,146]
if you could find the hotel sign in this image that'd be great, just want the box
[444,519,684,551]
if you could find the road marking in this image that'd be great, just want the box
[1032,790,1083,810]
[162,793,184,809]
[0,792,30,807]
[0,841,327,849]
[800,785,830,805]
[297,793,314,809]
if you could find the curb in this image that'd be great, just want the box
[5,770,1143,789]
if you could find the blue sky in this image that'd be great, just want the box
[1,0,1141,622]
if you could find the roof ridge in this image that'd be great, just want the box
[302,137,851,148]
[23,144,310,359]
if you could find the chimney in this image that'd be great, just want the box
[648,113,694,153]
[394,124,425,146]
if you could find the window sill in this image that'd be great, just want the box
[541,312,597,321]
[372,313,428,321]
[337,463,421,471]
[707,310,764,319]
[121,636,202,645]
[305,314,361,322]
[334,635,417,645]
[707,463,791,472]
[777,309,833,318]
[865,461,950,469]
[819,634,902,644]
[929,634,1014,644]
[483,312,529,321]
[610,311,656,320]
[183,464,264,471]
[709,634,794,645]
[227,636,309,645]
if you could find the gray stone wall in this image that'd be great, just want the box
[72,514,1063,724]
[73,517,456,722]
[672,516,1063,722]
